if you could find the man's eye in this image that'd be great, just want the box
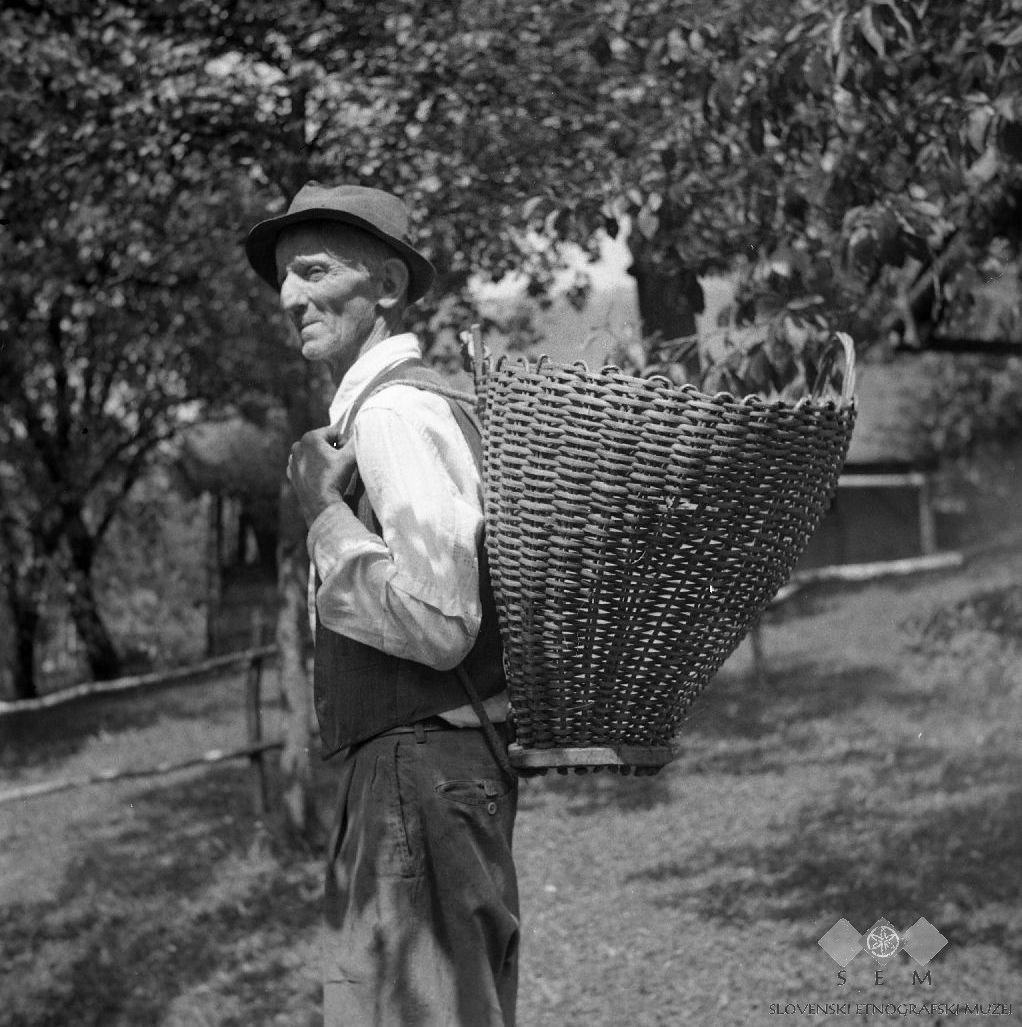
[305,265,327,280]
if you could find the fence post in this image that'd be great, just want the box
[918,475,937,556]
[749,622,768,688]
[245,609,269,816]
[206,493,223,657]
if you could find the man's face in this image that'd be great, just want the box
[274,224,380,377]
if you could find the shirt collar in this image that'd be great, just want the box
[328,333,422,428]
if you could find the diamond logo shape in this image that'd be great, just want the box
[818,918,863,967]
[861,917,901,966]
[901,917,948,965]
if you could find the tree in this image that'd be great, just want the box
[0,3,292,695]
[3,0,1018,825]
[119,0,1020,360]
[127,0,1016,839]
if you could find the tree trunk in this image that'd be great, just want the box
[627,238,704,345]
[9,604,40,700]
[274,358,330,844]
[1,544,47,700]
[64,565,121,680]
[62,514,121,681]
[276,484,319,841]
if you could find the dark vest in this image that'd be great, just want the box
[313,358,506,758]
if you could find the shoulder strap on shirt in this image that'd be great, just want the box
[346,357,518,780]
[343,357,424,435]
[348,358,484,471]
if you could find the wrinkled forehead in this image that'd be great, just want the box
[274,222,365,278]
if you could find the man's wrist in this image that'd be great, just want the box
[306,500,358,558]
[297,491,344,528]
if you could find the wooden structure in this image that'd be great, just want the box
[176,414,287,655]
[0,617,279,810]
[796,357,941,568]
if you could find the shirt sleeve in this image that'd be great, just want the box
[305,386,483,671]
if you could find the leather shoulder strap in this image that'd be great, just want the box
[348,358,511,775]
[343,357,425,433]
[350,359,483,471]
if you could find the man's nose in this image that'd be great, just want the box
[279,272,304,314]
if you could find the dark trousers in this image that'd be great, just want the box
[324,723,519,1026]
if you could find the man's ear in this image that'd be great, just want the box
[377,257,410,310]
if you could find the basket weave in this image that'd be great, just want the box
[476,339,857,774]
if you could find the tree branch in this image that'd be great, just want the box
[48,296,73,456]
[11,371,64,487]
[880,230,970,341]
[81,396,201,497]
[92,444,156,545]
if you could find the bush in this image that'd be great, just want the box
[918,353,1022,458]
[95,466,208,672]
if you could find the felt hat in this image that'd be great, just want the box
[245,182,436,303]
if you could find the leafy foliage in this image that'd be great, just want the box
[0,2,295,690]
[909,584,1022,649]
[93,470,209,673]
[917,352,1022,457]
[2,0,1021,695]
[87,0,1020,339]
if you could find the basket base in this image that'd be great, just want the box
[508,743,680,775]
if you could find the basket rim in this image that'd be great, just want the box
[489,331,857,411]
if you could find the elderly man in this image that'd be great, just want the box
[246,183,519,1026]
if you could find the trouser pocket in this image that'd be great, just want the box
[435,777,511,816]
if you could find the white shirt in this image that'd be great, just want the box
[306,333,507,726]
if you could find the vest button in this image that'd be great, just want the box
[486,801,498,815]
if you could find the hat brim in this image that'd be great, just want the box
[245,207,436,304]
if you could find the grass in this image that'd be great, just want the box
[1,543,1021,1026]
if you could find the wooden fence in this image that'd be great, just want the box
[0,637,283,809]
[1,550,962,807]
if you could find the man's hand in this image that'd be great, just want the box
[287,426,357,527]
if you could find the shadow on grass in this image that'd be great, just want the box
[516,657,911,805]
[519,764,675,816]
[0,674,247,774]
[762,580,859,622]
[686,659,919,745]
[0,700,166,772]
[0,765,323,1027]
[625,748,1022,962]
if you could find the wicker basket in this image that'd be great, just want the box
[475,335,857,774]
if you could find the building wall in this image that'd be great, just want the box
[797,485,931,569]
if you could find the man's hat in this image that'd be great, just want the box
[245,182,436,303]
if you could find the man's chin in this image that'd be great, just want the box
[300,338,331,361]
